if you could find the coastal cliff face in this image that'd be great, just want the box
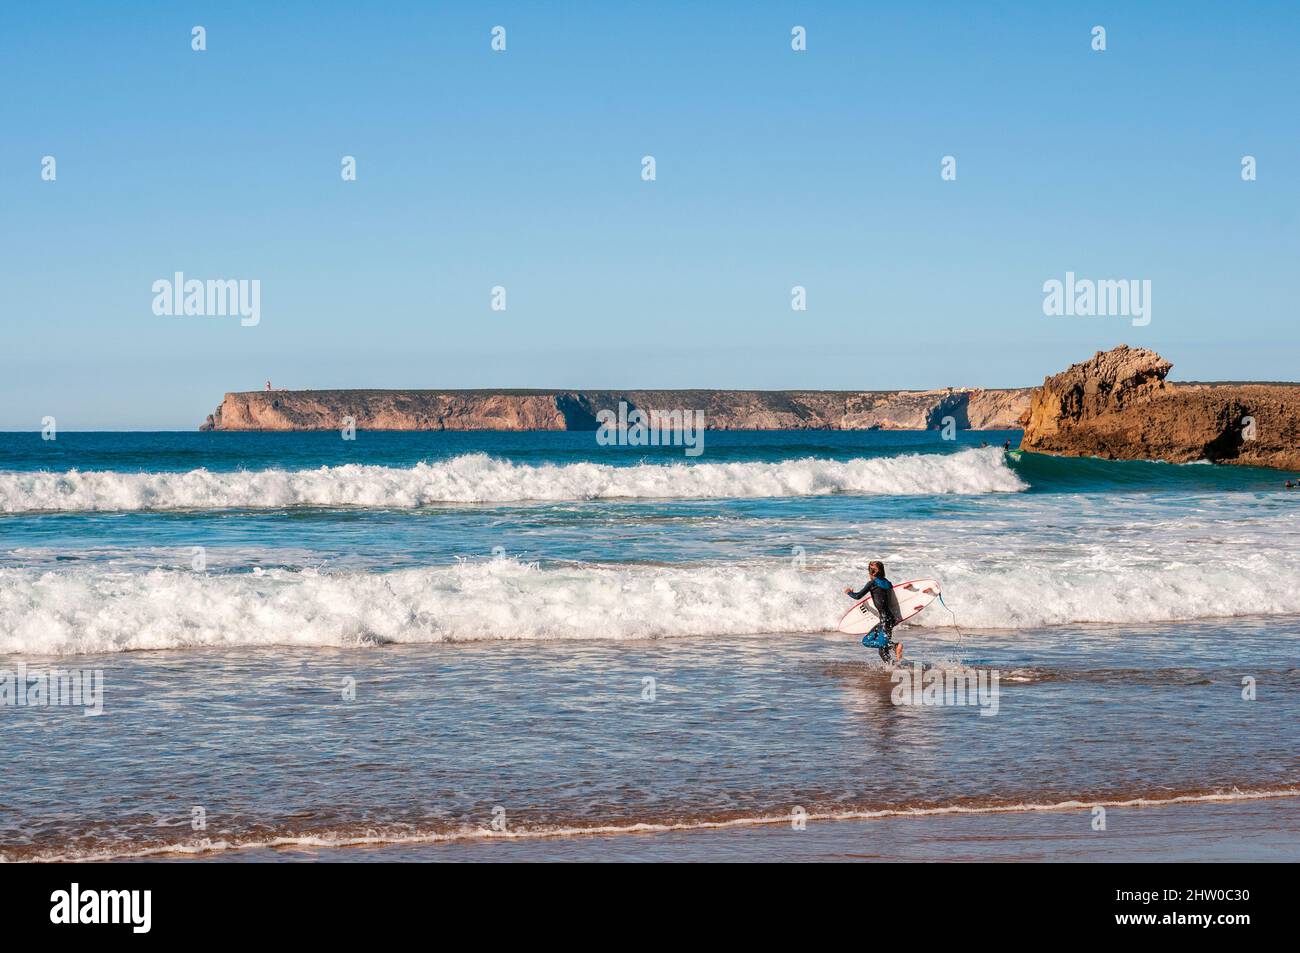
[1020,345,1300,470]
[201,387,1032,432]
[207,391,568,432]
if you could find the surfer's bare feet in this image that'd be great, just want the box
[893,642,904,663]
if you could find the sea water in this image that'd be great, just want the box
[1,430,1297,860]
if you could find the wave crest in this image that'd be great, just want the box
[5,554,1300,656]
[0,448,1024,513]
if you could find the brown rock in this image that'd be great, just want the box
[200,387,1032,432]
[1021,346,1300,470]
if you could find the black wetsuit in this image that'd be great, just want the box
[848,576,897,639]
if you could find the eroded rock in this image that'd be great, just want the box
[1021,346,1300,470]
[201,387,1032,433]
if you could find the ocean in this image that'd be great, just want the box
[1,430,1297,861]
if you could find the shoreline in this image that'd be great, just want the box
[124,793,1300,864]
[6,613,1296,863]
[4,433,1296,865]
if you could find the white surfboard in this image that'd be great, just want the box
[836,578,942,635]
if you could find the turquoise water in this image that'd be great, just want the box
[2,431,1296,642]
[1,430,1297,860]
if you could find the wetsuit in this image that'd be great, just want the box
[848,576,897,647]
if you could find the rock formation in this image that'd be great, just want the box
[1020,345,1300,470]
[200,387,1032,432]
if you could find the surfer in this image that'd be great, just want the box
[845,561,903,662]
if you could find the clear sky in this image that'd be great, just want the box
[2,1,1297,429]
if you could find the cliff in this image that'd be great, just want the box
[1020,345,1300,470]
[200,387,1032,432]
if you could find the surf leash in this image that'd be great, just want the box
[937,591,965,650]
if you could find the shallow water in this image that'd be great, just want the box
[175,798,1300,863]
[1,431,1297,860]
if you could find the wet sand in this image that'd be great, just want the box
[155,796,1300,862]
[8,619,1298,862]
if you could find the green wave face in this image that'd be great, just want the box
[1008,451,1298,494]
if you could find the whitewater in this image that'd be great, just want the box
[5,550,1300,655]
[4,431,1298,863]
[3,434,1299,654]
[0,447,1024,512]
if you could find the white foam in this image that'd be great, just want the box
[0,448,1024,513]
[5,552,1300,656]
[13,786,1298,863]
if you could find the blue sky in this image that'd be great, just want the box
[2,1,1297,429]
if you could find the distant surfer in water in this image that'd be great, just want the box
[845,560,903,663]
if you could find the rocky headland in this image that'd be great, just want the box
[1019,345,1300,470]
[200,387,1031,433]
[199,348,1300,471]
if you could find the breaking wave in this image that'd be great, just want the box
[5,553,1300,656]
[0,448,1024,513]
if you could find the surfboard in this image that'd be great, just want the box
[836,578,942,635]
